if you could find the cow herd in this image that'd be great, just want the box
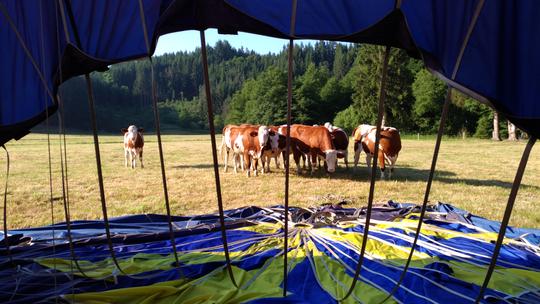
[121,122,402,178]
[220,123,402,179]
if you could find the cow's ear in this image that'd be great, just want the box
[269,130,276,136]
[250,131,258,137]
[121,128,128,134]
[139,128,144,133]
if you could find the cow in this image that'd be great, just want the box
[234,125,271,177]
[220,124,245,173]
[261,127,286,173]
[281,124,338,174]
[352,124,402,179]
[322,123,349,169]
[278,124,308,170]
[122,125,144,169]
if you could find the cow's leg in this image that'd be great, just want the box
[124,149,129,167]
[365,154,372,170]
[315,154,325,171]
[306,153,313,171]
[344,151,349,170]
[262,155,269,174]
[310,151,317,174]
[244,153,251,177]
[139,149,144,169]
[261,155,267,173]
[266,155,272,172]
[239,153,244,171]
[131,150,136,169]
[265,155,271,173]
[233,152,242,174]
[293,149,302,174]
[128,150,133,168]
[267,155,272,172]
[378,151,386,179]
[253,158,259,177]
[240,153,245,171]
[234,152,241,173]
[353,142,361,171]
[275,154,280,169]
[224,149,229,173]
[388,155,398,179]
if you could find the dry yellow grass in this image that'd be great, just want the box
[2,133,539,229]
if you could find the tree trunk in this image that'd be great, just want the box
[492,111,501,141]
[381,112,386,127]
[507,120,517,141]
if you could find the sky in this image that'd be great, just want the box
[154,29,316,55]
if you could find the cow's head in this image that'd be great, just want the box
[257,125,270,150]
[123,125,143,138]
[325,149,338,173]
[267,130,281,153]
[127,125,138,134]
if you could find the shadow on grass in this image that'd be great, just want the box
[173,164,217,169]
[435,176,540,190]
[172,161,539,190]
[291,165,453,182]
[287,164,540,190]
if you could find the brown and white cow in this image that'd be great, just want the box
[122,125,144,169]
[323,123,349,169]
[281,124,338,174]
[221,124,245,173]
[222,124,272,175]
[261,127,286,173]
[352,124,402,179]
[233,125,271,177]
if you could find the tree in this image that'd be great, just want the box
[333,44,347,79]
[492,111,501,140]
[411,69,447,133]
[226,67,288,125]
[449,89,486,137]
[294,63,329,124]
[334,105,361,133]
[344,45,416,130]
[319,76,351,123]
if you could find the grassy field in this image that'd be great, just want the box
[2,133,540,229]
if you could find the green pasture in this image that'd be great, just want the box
[1,133,539,229]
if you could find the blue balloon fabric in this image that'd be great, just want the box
[1,203,539,303]
[2,0,540,143]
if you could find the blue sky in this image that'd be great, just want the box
[154,29,316,55]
